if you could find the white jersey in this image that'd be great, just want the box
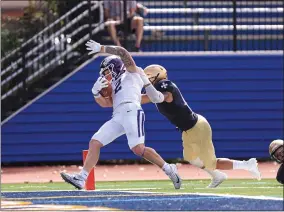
[92,66,145,149]
[111,67,144,110]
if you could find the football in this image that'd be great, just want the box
[100,81,112,98]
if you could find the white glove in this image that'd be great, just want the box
[86,40,102,55]
[137,67,151,85]
[92,76,109,96]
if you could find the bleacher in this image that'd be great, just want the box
[115,0,283,51]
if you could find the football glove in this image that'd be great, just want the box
[86,40,102,55]
[92,76,109,96]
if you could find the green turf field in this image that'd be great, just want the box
[2,179,283,198]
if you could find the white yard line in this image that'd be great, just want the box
[160,191,283,201]
[194,186,283,189]
[2,187,161,193]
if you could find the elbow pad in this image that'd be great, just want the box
[145,85,164,103]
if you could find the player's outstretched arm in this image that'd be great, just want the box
[102,46,137,72]
[141,92,172,104]
[85,40,137,73]
[141,94,151,104]
[136,67,165,103]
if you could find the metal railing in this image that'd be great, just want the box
[1,3,102,85]
[117,0,283,51]
[1,1,91,64]
[1,0,105,120]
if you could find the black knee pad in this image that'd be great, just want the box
[276,164,284,184]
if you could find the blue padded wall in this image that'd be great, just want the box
[1,53,283,163]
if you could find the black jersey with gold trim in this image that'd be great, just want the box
[154,80,198,131]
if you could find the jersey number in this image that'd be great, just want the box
[114,78,122,94]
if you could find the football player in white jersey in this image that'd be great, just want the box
[60,40,182,190]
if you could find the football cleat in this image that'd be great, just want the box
[207,170,227,188]
[247,158,261,181]
[60,172,85,190]
[165,164,182,189]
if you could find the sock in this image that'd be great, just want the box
[162,163,172,174]
[204,168,214,178]
[79,169,88,180]
[204,169,221,178]
[233,160,248,170]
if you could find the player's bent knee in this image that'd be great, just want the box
[89,139,103,149]
[131,144,146,157]
[189,157,205,169]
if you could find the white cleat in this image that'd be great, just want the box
[207,171,227,188]
[60,172,85,190]
[247,158,261,180]
[165,164,182,189]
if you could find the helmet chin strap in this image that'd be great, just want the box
[150,73,160,84]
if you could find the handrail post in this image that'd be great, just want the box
[88,0,93,39]
[233,0,237,51]
[123,0,128,50]
[21,45,27,102]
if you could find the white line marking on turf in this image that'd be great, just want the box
[96,188,161,191]
[162,192,284,201]
[115,190,160,194]
[240,181,270,185]
[194,186,283,189]
[2,188,161,193]
[33,196,224,203]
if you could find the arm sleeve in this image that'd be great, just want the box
[144,85,165,103]
[145,80,175,103]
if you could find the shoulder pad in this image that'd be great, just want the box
[154,80,175,92]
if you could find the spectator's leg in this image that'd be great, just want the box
[107,23,121,46]
[132,16,144,49]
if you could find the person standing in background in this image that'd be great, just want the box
[103,0,144,51]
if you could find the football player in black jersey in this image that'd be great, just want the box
[141,64,262,188]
